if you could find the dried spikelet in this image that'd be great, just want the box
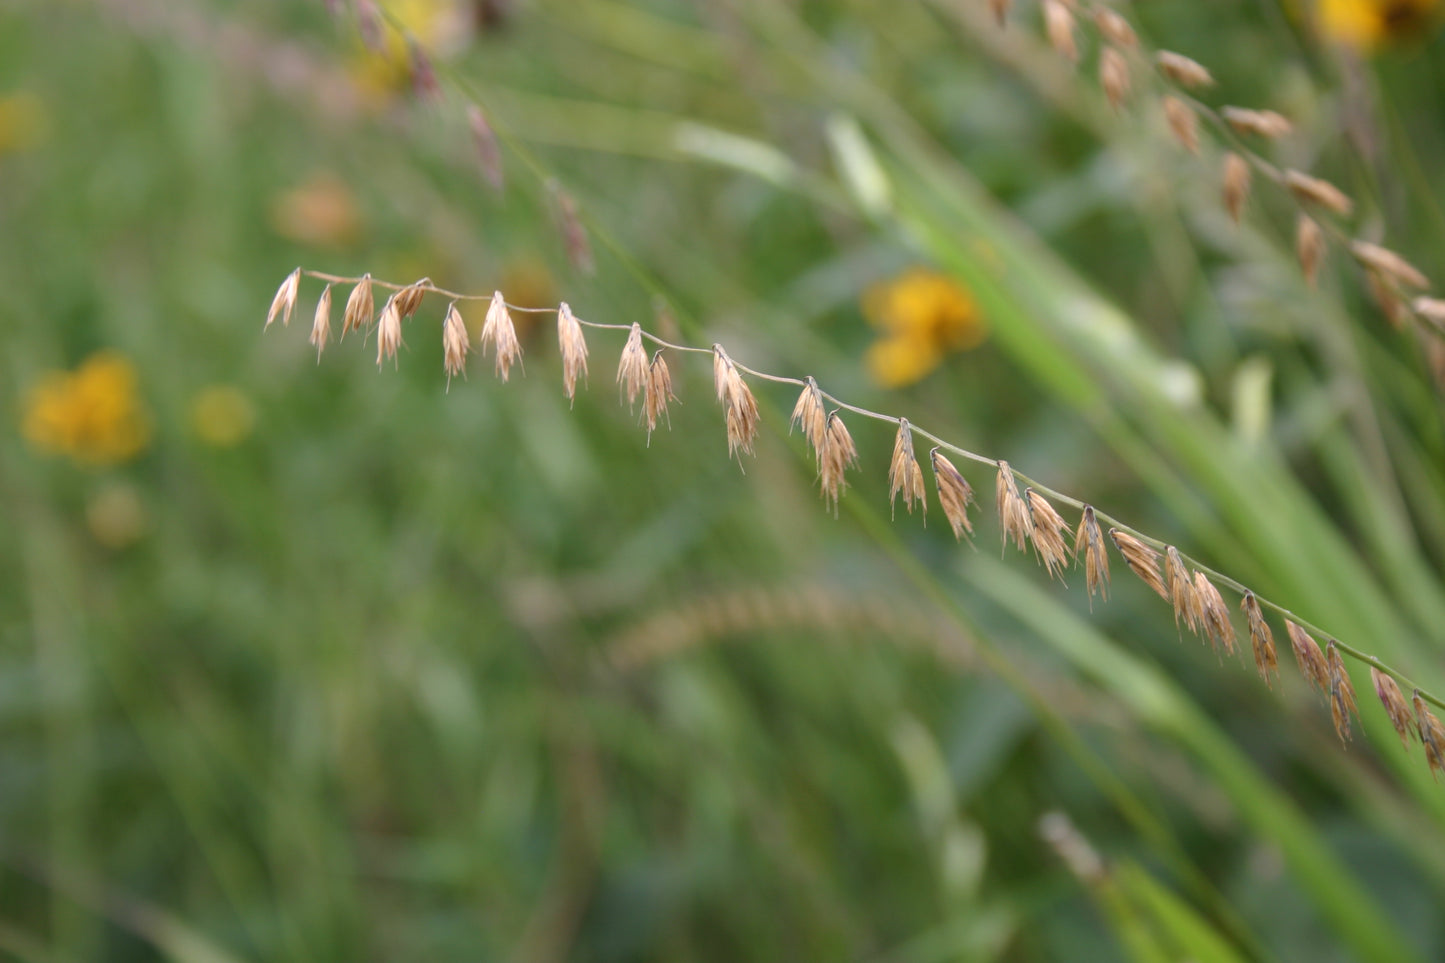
[713,346,759,462]
[1412,297,1445,333]
[1241,592,1278,686]
[1326,642,1358,743]
[1109,529,1167,600]
[1284,170,1354,217]
[616,322,648,408]
[1223,153,1251,224]
[1163,96,1199,154]
[551,184,594,275]
[1350,240,1429,290]
[818,411,858,515]
[407,37,440,102]
[1164,547,1200,634]
[355,0,384,52]
[1366,271,1408,330]
[1027,490,1070,581]
[480,290,522,381]
[466,104,504,192]
[394,278,431,319]
[930,449,975,541]
[1414,693,1445,778]
[442,302,469,385]
[342,273,375,338]
[266,268,300,329]
[1156,51,1214,88]
[1043,0,1078,63]
[995,461,1033,553]
[1193,571,1235,655]
[1099,47,1130,112]
[643,350,676,441]
[1371,668,1413,749]
[989,0,1011,27]
[1296,215,1326,287]
[1221,106,1292,140]
[790,378,828,463]
[1073,506,1109,606]
[1094,8,1136,48]
[376,296,403,368]
[1286,620,1330,694]
[557,302,589,402]
[888,420,927,519]
[309,284,332,361]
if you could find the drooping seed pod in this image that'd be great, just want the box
[1027,490,1070,581]
[1326,642,1358,744]
[1366,271,1408,330]
[480,290,522,381]
[819,410,858,515]
[713,345,759,463]
[1286,620,1330,694]
[643,350,676,441]
[1043,0,1078,64]
[309,284,332,361]
[1241,592,1278,686]
[1099,47,1130,112]
[1163,96,1199,154]
[1350,240,1429,290]
[1164,547,1198,634]
[1296,215,1326,287]
[1109,529,1167,600]
[1411,297,1445,333]
[266,268,301,329]
[442,301,469,385]
[1223,152,1251,224]
[790,378,828,464]
[1073,506,1109,606]
[342,273,375,337]
[1285,170,1354,217]
[1194,571,1235,655]
[888,420,927,519]
[1156,51,1214,88]
[355,0,384,52]
[931,449,975,541]
[551,183,594,276]
[376,296,403,368]
[996,461,1033,553]
[1413,692,1445,778]
[1221,106,1292,140]
[394,278,431,319]
[1371,668,1413,749]
[616,322,648,408]
[467,103,504,192]
[407,37,441,102]
[1093,8,1137,48]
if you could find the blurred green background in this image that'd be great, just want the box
[5,0,1445,960]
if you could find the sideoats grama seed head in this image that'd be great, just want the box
[931,449,974,541]
[1326,642,1358,744]
[1221,106,1291,140]
[1100,47,1130,112]
[1163,96,1199,154]
[480,291,522,381]
[996,461,1033,553]
[616,322,648,408]
[819,410,858,516]
[394,278,431,319]
[1371,668,1413,749]
[1156,51,1214,88]
[1194,570,1235,655]
[343,273,374,338]
[1241,591,1278,686]
[1094,8,1137,48]
[1350,240,1430,290]
[1285,170,1354,217]
[1414,693,1445,779]
[310,284,332,361]
[1043,0,1078,63]
[1164,547,1199,634]
[1286,620,1330,694]
[790,378,828,465]
[1073,506,1109,606]
[712,346,759,463]
[266,268,301,329]
[442,302,469,385]
[1109,529,1167,600]
[888,420,927,519]
[1296,215,1326,287]
[1223,153,1251,225]
[1026,489,1070,581]
[376,296,403,368]
[643,350,676,441]
[557,302,589,402]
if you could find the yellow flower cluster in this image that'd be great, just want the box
[22,352,150,466]
[1317,0,1441,48]
[862,268,987,388]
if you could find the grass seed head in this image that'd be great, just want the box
[1241,592,1278,686]
[266,268,301,329]
[1411,297,1445,333]
[1223,152,1251,224]
[1156,51,1214,88]
[617,322,648,408]
[1286,620,1330,694]
[1371,668,1414,749]
[1221,106,1292,139]
[888,420,927,519]
[1163,96,1199,154]
[1366,270,1408,330]
[467,104,504,192]
[407,37,440,102]
[1043,0,1078,63]
[442,302,469,385]
[1414,693,1445,779]
[1027,489,1070,581]
[557,302,589,402]
[930,449,975,541]
[551,184,594,275]
[480,291,522,381]
[1164,547,1199,633]
[1326,642,1357,744]
[1073,506,1109,605]
[819,410,858,515]
[376,296,403,368]
[1350,240,1429,290]
[310,284,332,360]
[1296,215,1326,287]
[995,461,1033,553]
[989,0,1012,27]
[713,346,758,462]
[790,377,828,464]
[644,350,676,440]
[394,278,430,319]
[1285,170,1354,217]
[1109,529,1167,600]
[1094,8,1137,48]
[342,273,375,337]
[1100,47,1130,111]
[1194,571,1235,655]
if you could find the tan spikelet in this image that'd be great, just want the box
[713,346,759,462]
[1296,215,1326,287]
[996,461,1033,553]
[479,291,522,381]
[1163,96,1199,154]
[266,268,301,329]
[1326,642,1358,744]
[931,449,974,541]
[1109,529,1167,600]
[1284,170,1353,217]
[394,278,431,319]
[466,103,504,192]
[1043,0,1078,63]
[1241,592,1277,686]
[343,274,375,338]
[1194,571,1235,654]
[1366,271,1408,330]
[790,377,828,464]
[1073,506,1109,606]
[1413,693,1445,778]
[442,302,469,385]
[1156,51,1214,88]
[1100,47,1130,112]
[1286,620,1329,694]
[1223,153,1251,224]
[1371,669,1413,749]
[1027,490,1070,581]
[557,302,589,402]
[643,350,676,441]
[1164,547,1199,633]
[989,0,1011,27]
[309,284,332,361]
[1350,240,1429,290]
[819,411,858,515]
[376,296,403,368]
[1411,297,1445,333]
[1221,106,1292,139]
[1094,8,1136,48]
[617,322,648,408]
[888,420,926,519]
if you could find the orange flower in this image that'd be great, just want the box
[22,352,150,466]
[862,268,986,387]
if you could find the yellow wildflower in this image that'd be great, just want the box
[22,352,150,466]
[862,268,986,388]
[0,91,48,155]
[190,386,256,448]
[1317,0,1441,48]
[351,0,472,102]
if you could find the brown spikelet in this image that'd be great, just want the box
[266,268,300,329]
[1073,506,1109,606]
[1109,529,1167,600]
[1027,490,1070,581]
[407,37,440,102]
[480,291,522,381]
[1163,96,1199,154]
[1156,51,1214,88]
[643,350,676,441]
[551,184,594,276]
[342,273,375,338]
[616,322,648,408]
[1414,693,1445,778]
[818,411,858,515]
[442,302,469,386]
[355,0,384,52]
[466,103,504,192]
[790,378,828,464]
[888,420,927,519]
[376,296,403,368]
[1350,240,1429,290]
[1223,153,1251,225]
[309,284,332,361]
[1326,642,1358,744]
[1411,297,1445,333]
[1163,547,1197,633]
[989,0,1011,27]
[1284,170,1354,217]
[1241,592,1278,686]
[996,461,1033,553]
[713,346,758,463]
[1296,215,1326,287]
[1100,47,1130,112]
[394,278,430,319]
[1194,571,1235,655]
[557,302,589,402]
[1094,8,1137,48]
[1043,0,1078,63]
[1286,620,1330,694]
[931,449,975,541]
[1366,271,1408,330]
[1371,669,1413,749]
[1221,106,1292,140]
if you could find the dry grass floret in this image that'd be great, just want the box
[888,420,927,519]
